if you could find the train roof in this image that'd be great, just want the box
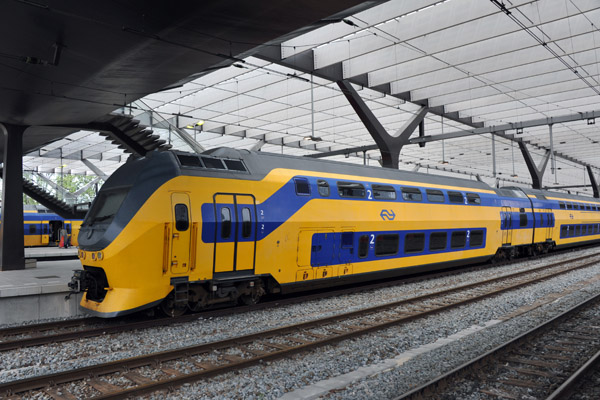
[183,147,492,191]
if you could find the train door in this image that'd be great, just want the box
[545,209,553,240]
[501,206,512,245]
[213,194,256,273]
[170,193,191,275]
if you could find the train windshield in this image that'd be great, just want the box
[86,187,130,225]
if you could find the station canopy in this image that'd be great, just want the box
[24,0,600,196]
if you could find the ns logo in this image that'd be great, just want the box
[380,209,396,221]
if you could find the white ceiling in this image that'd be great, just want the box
[24,0,600,196]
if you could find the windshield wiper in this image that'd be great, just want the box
[89,214,114,225]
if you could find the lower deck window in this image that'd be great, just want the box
[451,231,466,248]
[470,230,484,247]
[561,226,568,238]
[404,233,424,253]
[375,234,399,256]
[429,232,447,251]
[358,235,369,258]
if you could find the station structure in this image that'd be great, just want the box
[1,1,600,317]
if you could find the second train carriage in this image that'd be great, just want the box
[69,148,600,317]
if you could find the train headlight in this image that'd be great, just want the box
[91,253,96,260]
[97,252,103,260]
[79,251,86,260]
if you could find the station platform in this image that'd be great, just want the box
[25,246,79,261]
[0,257,85,325]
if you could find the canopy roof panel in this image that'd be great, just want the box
[24,0,600,196]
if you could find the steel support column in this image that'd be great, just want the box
[337,79,427,169]
[517,141,551,190]
[586,166,600,198]
[0,123,26,271]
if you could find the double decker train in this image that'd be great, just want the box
[16,210,81,247]
[69,148,600,317]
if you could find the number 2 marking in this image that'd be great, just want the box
[367,190,373,200]
[370,234,375,245]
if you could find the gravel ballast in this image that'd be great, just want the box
[1,248,600,400]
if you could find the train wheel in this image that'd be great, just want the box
[188,286,209,312]
[239,283,265,306]
[160,295,186,317]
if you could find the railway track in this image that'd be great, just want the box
[2,250,600,399]
[2,248,599,353]
[396,292,600,400]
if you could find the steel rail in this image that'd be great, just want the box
[2,253,599,398]
[3,249,599,353]
[394,292,600,400]
[545,348,600,400]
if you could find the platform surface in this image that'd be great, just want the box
[24,246,78,259]
[0,259,81,298]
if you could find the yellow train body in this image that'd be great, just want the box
[72,150,600,317]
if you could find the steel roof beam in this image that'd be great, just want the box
[337,79,428,169]
[254,46,483,129]
[586,166,600,199]
[517,141,550,190]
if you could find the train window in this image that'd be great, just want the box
[66,224,71,234]
[43,224,48,234]
[174,204,189,231]
[373,185,396,200]
[561,226,568,238]
[87,188,129,225]
[294,178,311,196]
[448,191,464,203]
[241,208,252,238]
[341,232,354,248]
[586,204,592,210]
[201,157,226,169]
[401,187,422,202]
[466,193,481,205]
[451,231,466,249]
[567,203,573,210]
[470,230,484,247]
[221,207,231,239]
[177,154,202,167]
[358,235,369,258]
[575,225,581,236]
[375,234,400,256]
[539,214,543,226]
[404,233,424,254]
[224,159,246,171]
[429,232,447,251]
[317,180,330,197]
[338,182,365,198]
[559,202,566,209]
[29,225,37,234]
[426,189,445,203]
[519,212,527,227]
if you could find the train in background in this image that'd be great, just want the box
[22,209,82,247]
[68,148,600,317]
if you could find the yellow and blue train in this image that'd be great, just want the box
[20,211,81,247]
[69,148,600,317]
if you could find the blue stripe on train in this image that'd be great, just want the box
[199,175,579,243]
[309,228,487,267]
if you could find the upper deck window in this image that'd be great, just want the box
[466,193,481,205]
[338,182,365,198]
[372,185,396,200]
[559,202,566,209]
[317,180,330,197]
[448,191,464,204]
[401,187,422,202]
[426,189,445,203]
[294,178,311,196]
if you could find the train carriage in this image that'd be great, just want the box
[69,149,600,317]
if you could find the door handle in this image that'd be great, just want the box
[173,233,179,239]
